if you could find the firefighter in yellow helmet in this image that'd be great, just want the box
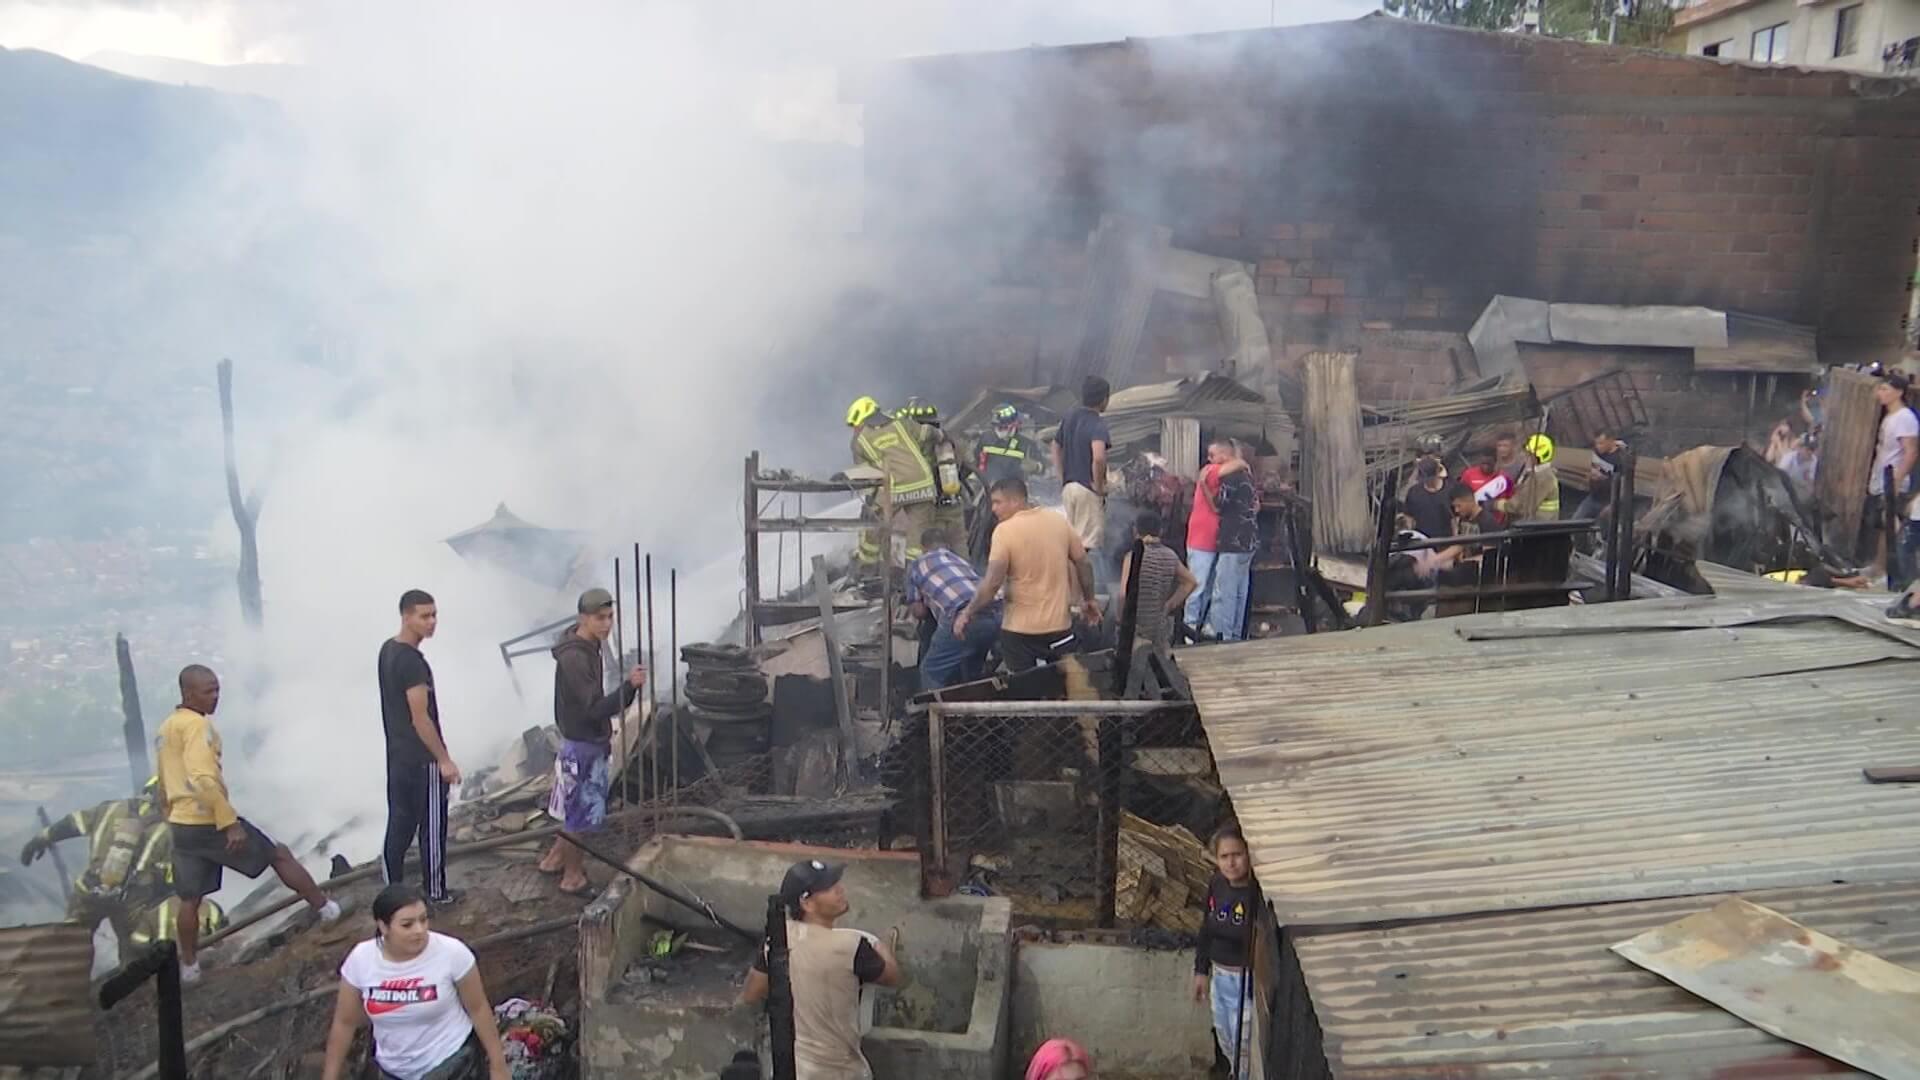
[846,396,947,572]
[1506,432,1562,522]
[21,777,196,946]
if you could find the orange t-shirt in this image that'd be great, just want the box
[988,507,1084,634]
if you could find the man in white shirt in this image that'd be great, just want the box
[1865,374,1917,582]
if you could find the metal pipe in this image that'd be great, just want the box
[928,700,1188,717]
[555,831,755,941]
[613,557,624,674]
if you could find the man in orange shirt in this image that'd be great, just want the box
[954,477,1102,672]
[156,664,339,983]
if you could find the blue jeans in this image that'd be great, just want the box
[1210,966,1249,1079]
[920,610,1001,690]
[1207,551,1254,642]
[1898,520,1920,594]
[1184,549,1218,629]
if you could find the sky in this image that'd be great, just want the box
[0,0,1382,67]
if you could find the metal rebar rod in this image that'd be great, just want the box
[613,557,624,672]
[644,551,659,833]
[554,831,754,941]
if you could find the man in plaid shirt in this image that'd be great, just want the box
[906,527,1001,689]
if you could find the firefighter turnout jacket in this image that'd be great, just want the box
[975,432,1041,485]
[30,796,173,908]
[850,411,938,507]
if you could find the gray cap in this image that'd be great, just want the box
[577,587,615,614]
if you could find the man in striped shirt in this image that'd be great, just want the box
[906,528,1000,689]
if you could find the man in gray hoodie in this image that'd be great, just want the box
[537,588,645,895]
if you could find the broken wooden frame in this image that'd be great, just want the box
[921,699,1201,930]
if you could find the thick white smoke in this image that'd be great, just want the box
[7,0,1376,866]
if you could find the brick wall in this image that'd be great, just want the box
[854,18,1920,400]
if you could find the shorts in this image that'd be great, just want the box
[998,627,1076,673]
[549,739,611,833]
[170,819,279,900]
[1062,482,1106,552]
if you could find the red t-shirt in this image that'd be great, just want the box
[1187,465,1222,553]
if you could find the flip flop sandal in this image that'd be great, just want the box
[558,881,597,898]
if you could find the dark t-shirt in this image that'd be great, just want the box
[1403,483,1454,540]
[378,639,440,768]
[1194,873,1259,974]
[752,936,885,984]
[1215,470,1259,553]
[1054,408,1111,489]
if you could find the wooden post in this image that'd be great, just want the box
[744,453,763,647]
[1094,714,1122,929]
[116,634,149,792]
[812,556,859,790]
[927,707,949,883]
[1302,351,1370,554]
[1363,490,1396,627]
[217,359,264,628]
[1813,368,1879,561]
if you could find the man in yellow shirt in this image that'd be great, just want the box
[155,664,339,983]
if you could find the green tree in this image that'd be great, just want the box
[1380,0,1526,29]
[1543,0,1675,44]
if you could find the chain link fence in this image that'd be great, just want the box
[898,703,1226,929]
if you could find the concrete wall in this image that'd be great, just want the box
[1678,0,1920,73]
[848,18,1920,396]
[1010,941,1215,1080]
[578,837,1011,1080]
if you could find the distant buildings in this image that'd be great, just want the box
[1669,0,1920,74]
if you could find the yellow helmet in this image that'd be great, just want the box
[846,396,879,428]
[1524,433,1555,465]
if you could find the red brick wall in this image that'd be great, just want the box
[856,19,1920,397]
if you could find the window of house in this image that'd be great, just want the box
[1751,22,1790,63]
[1835,4,1862,57]
[1703,39,1731,57]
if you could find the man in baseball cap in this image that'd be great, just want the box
[536,587,644,896]
[741,858,901,1078]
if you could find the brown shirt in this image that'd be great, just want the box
[988,507,1084,635]
[786,920,876,1076]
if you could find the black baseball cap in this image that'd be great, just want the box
[780,858,845,915]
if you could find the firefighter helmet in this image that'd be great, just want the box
[1524,433,1555,465]
[992,403,1018,425]
[899,397,939,424]
[845,396,879,428]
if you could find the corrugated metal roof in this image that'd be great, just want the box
[1299,881,1920,1078]
[1182,592,1920,927]
[0,922,95,1068]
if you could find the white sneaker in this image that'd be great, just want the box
[317,899,342,923]
[179,961,202,985]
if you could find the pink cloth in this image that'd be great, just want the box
[1025,1038,1092,1080]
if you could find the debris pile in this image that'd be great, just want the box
[1115,812,1211,934]
[683,643,772,773]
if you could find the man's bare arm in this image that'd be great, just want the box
[1899,435,1918,490]
[955,559,1010,632]
[1090,440,1108,496]
[406,686,458,783]
[1169,559,1199,613]
[739,967,769,1004]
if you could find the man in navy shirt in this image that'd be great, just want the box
[1052,377,1112,576]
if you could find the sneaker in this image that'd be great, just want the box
[179,961,202,985]
[316,899,342,923]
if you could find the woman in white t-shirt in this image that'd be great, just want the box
[321,885,510,1080]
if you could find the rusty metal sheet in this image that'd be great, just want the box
[1298,881,1918,1078]
[1612,898,1920,1080]
[0,923,95,1067]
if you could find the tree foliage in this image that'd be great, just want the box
[1381,0,1678,45]
[1380,0,1526,30]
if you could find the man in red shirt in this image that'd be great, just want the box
[1183,442,1249,635]
[1457,445,1507,528]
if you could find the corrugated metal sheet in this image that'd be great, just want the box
[0,923,95,1067]
[1612,897,1920,1078]
[1183,592,1920,927]
[1298,881,1920,1078]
